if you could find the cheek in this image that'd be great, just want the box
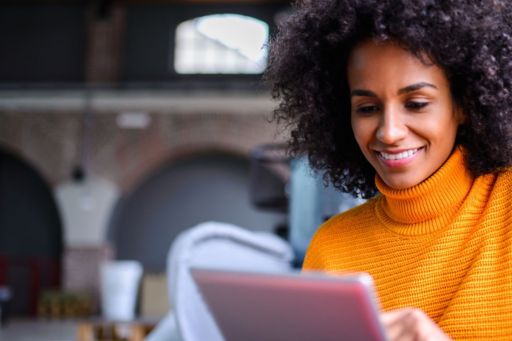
[407,113,459,143]
[351,118,377,162]
[351,117,375,146]
[426,102,459,132]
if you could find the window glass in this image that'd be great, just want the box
[174,14,269,74]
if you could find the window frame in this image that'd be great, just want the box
[173,13,270,75]
[122,3,286,88]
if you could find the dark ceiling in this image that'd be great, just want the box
[1,0,289,4]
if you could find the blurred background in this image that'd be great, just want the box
[0,0,362,340]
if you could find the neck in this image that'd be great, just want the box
[375,148,473,235]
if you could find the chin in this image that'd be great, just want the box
[381,176,421,190]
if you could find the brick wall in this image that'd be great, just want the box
[0,106,286,192]
[85,4,125,84]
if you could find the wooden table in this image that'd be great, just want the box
[76,319,156,341]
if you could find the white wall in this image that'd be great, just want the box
[55,177,119,247]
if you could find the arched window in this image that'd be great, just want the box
[174,14,269,74]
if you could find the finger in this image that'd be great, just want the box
[382,309,418,341]
[381,309,407,340]
[381,309,410,325]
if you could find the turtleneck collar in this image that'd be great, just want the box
[374,147,473,235]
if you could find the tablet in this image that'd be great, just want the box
[191,268,387,341]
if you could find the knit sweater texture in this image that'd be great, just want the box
[303,149,512,339]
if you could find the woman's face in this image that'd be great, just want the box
[347,40,463,189]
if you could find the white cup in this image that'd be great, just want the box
[100,261,143,321]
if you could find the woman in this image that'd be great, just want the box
[266,0,512,339]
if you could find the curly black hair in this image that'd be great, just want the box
[266,0,512,198]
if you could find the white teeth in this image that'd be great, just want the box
[378,149,419,160]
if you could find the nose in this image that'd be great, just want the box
[376,107,408,144]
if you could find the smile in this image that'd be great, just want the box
[376,148,421,161]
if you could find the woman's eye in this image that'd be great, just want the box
[355,105,379,114]
[405,101,429,110]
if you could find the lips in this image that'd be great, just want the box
[374,147,424,168]
[377,148,421,161]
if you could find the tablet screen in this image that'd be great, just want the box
[192,268,387,341]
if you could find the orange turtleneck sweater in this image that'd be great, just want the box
[303,149,512,339]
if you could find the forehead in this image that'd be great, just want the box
[347,40,448,89]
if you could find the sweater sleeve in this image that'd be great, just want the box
[301,215,340,271]
[302,229,323,270]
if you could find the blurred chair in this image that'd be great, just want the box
[249,143,290,214]
[249,143,290,240]
[146,222,295,341]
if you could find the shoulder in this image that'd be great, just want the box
[497,167,512,181]
[326,197,377,227]
[483,167,512,193]
[491,167,512,198]
[469,168,512,214]
[302,197,378,270]
[310,197,378,244]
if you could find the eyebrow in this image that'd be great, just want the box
[398,82,438,94]
[350,82,438,97]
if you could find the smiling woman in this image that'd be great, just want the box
[266,0,512,340]
[348,40,463,190]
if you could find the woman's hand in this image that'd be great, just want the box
[381,308,452,341]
